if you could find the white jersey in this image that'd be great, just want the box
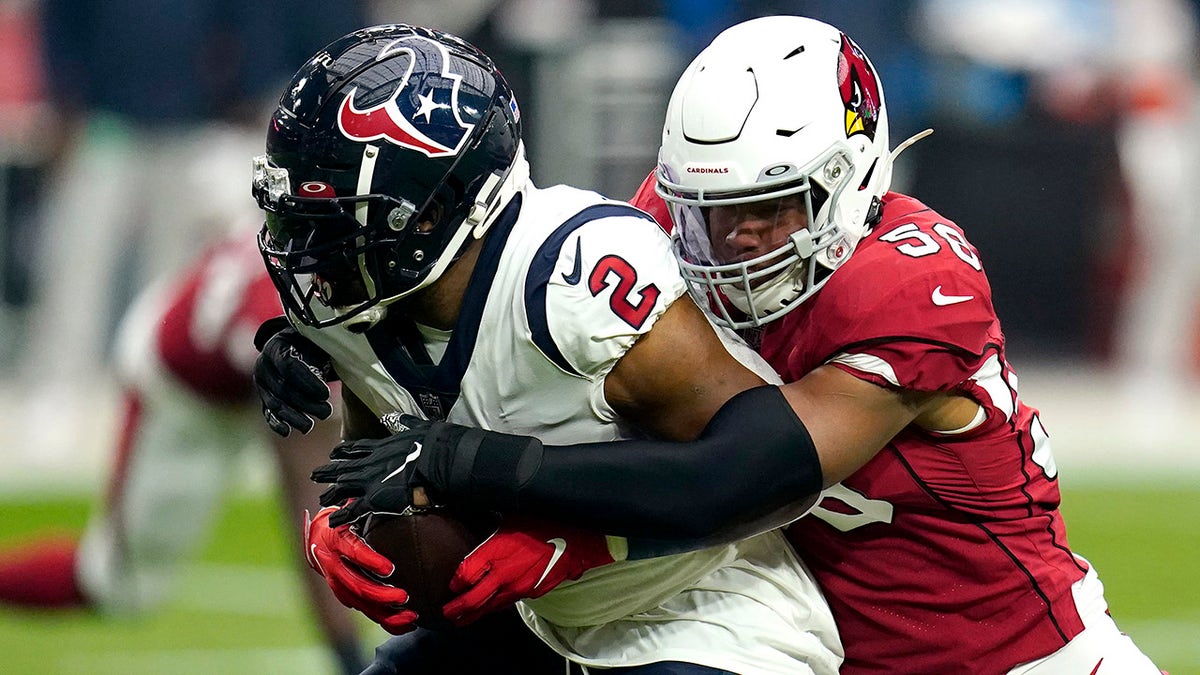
[298,183,842,673]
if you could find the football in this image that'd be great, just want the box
[359,508,497,630]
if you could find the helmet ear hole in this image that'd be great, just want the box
[857,158,878,192]
[415,202,445,233]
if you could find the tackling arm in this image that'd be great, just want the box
[517,383,823,548]
[420,296,932,552]
[311,296,941,555]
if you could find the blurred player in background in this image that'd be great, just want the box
[251,23,842,675]
[0,224,368,675]
[16,0,366,465]
[309,16,1164,674]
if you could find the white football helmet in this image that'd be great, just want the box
[657,16,892,328]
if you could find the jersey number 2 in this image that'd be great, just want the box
[589,255,661,329]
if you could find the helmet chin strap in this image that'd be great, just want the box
[416,141,529,294]
[724,272,798,321]
[342,306,386,333]
[468,141,529,239]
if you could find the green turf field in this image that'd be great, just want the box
[0,494,380,675]
[1,481,1197,674]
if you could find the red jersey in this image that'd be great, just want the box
[153,231,283,403]
[768,192,1087,673]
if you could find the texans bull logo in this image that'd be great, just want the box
[836,33,881,142]
[337,36,474,157]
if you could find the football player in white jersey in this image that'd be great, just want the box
[251,24,840,675]
[303,16,1163,675]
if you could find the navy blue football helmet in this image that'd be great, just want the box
[253,24,525,328]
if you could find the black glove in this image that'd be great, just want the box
[311,414,542,527]
[253,316,336,437]
[311,415,442,526]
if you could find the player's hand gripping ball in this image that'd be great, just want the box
[359,508,498,630]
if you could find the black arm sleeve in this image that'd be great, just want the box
[430,385,823,551]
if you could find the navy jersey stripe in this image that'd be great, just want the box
[364,197,523,416]
[446,197,525,387]
[525,203,658,375]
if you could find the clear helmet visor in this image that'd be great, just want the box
[659,146,861,329]
[670,194,817,329]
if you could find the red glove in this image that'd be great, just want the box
[443,521,617,626]
[303,506,417,634]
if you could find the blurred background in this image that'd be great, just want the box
[0,0,1198,673]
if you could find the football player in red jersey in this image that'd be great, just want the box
[0,225,368,674]
[305,16,1163,675]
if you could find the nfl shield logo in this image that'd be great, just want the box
[417,391,446,421]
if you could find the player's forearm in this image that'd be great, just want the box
[430,386,823,552]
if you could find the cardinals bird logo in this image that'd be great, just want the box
[836,34,881,141]
[337,36,475,157]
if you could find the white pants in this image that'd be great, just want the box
[75,279,255,614]
[1007,564,1161,674]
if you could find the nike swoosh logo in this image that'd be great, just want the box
[562,238,583,285]
[1088,659,1103,675]
[534,538,567,590]
[382,442,422,483]
[308,544,325,576]
[931,285,974,306]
